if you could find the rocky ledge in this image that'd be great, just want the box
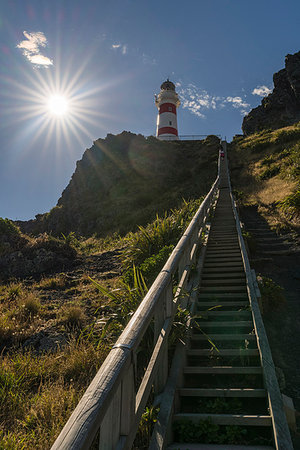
[242,50,300,135]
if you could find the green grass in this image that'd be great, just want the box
[229,121,300,225]
[0,195,208,449]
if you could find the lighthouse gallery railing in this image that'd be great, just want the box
[51,172,220,449]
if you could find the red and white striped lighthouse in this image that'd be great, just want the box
[155,79,180,140]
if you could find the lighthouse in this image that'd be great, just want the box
[155,79,180,140]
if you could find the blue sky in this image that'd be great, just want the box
[1,0,300,221]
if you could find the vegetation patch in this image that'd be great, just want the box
[258,276,286,311]
[173,419,272,445]
[229,121,300,228]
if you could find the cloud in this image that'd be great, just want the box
[110,38,156,64]
[17,31,53,66]
[176,82,250,117]
[111,43,127,55]
[224,96,250,115]
[142,53,157,65]
[252,85,272,97]
[177,83,219,118]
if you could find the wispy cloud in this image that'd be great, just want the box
[176,82,250,117]
[111,43,127,55]
[110,40,156,64]
[252,85,272,97]
[17,31,53,66]
[224,96,250,115]
[142,53,157,65]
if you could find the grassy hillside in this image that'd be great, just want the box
[1,127,299,447]
[228,122,300,230]
[1,131,221,448]
[0,197,205,449]
[20,132,219,237]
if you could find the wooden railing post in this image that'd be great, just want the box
[99,384,121,449]
[154,294,168,394]
[119,362,135,445]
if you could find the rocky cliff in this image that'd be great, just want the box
[19,132,219,237]
[242,50,300,135]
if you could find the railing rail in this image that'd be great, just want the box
[153,134,222,141]
[52,172,220,449]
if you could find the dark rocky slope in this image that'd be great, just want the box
[243,50,300,135]
[18,132,219,237]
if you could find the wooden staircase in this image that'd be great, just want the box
[151,151,293,449]
[169,187,275,448]
[51,144,293,450]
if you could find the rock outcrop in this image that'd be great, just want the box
[242,51,300,135]
[0,219,76,279]
[17,132,219,237]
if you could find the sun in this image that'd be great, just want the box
[48,95,68,116]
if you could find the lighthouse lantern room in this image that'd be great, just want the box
[155,79,180,140]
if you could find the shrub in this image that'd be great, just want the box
[281,142,300,180]
[6,283,23,300]
[123,245,174,285]
[29,234,77,260]
[273,126,300,145]
[258,165,280,180]
[0,219,25,256]
[277,189,300,215]
[261,155,276,166]
[0,218,21,237]
[38,275,68,290]
[0,370,25,427]
[258,276,286,310]
[121,199,201,270]
[21,294,41,318]
[60,304,86,329]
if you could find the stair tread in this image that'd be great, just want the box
[202,267,245,273]
[179,388,267,397]
[196,310,251,316]
[200,288,247,293]
[168,444,274,449]
[203,262,244,267]
[191,334,256,340]
[197,321,253,326]
[197,301,249,307]
[202,273,246,278]
[198,293,248,298]
[173,413,271,426]
[187,349,258,356]
[184,366,262,374]
[201,279,246,285]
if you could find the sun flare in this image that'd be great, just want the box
[48,95,68,116]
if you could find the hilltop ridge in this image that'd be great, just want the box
[18,132,219,237]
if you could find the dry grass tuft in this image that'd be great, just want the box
[0,339,108,449]
[60,304,86,329]
[20,293,41,318]
[38,275,68,290]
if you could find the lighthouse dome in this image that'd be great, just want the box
[160,79,175,91]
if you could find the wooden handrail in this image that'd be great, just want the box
[228,150,293,449]
[51,173,220,450]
